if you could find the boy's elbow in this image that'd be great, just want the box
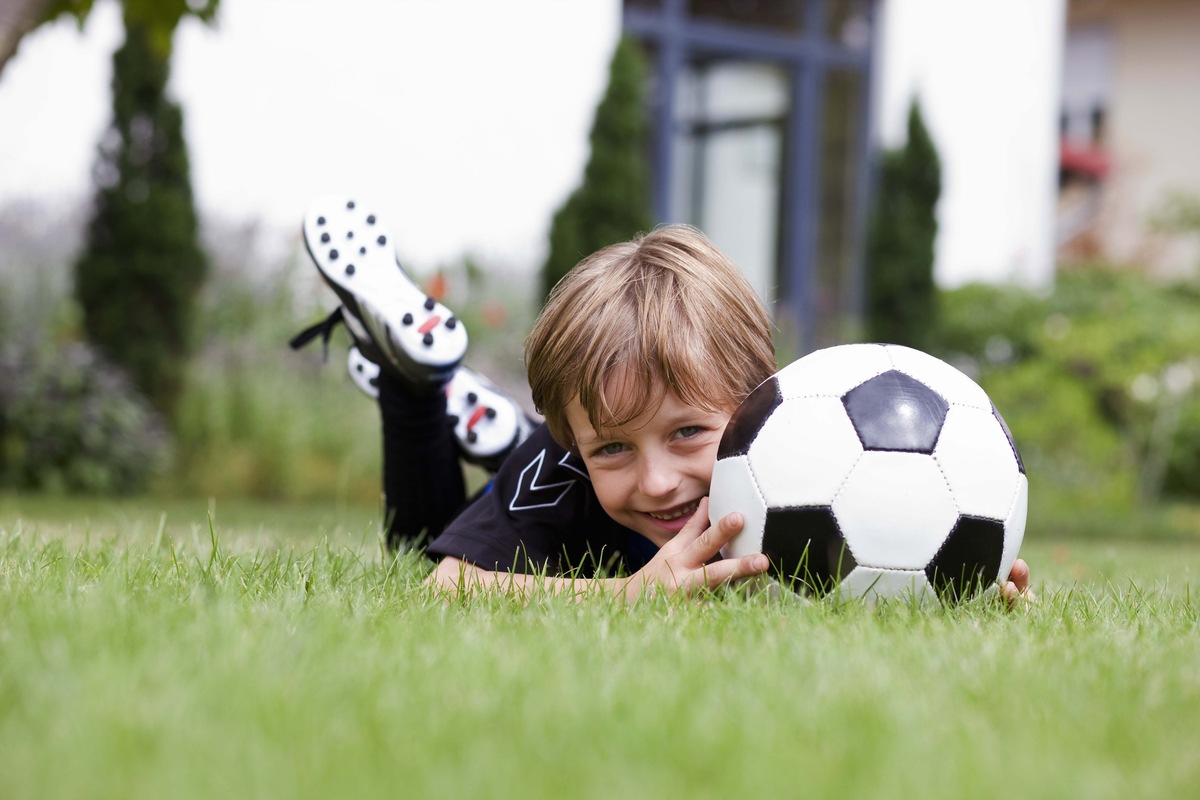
[428,555,490,591]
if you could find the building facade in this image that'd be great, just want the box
[623,0,877,351]
[1059,0,1200,275]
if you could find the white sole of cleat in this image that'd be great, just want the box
[447,367,531,467]
[347,346,381,399]
[303,196,467,388]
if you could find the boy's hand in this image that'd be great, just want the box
[1001,558,1035,606]
[629,497,769,599]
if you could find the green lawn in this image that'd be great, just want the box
[1,494,1197,799]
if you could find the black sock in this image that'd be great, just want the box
[377,372,466,550]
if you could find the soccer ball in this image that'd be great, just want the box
[709,343,1027,603]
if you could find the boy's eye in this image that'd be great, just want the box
[595,442,627,457]
[674,425,702,439]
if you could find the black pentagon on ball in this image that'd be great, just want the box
[762,506,857,597]
[842,370,949,453]
[924,515,1005,603]
[717,376,781,459]
[992,404,1026,475]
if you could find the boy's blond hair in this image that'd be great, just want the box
[526,223,777,448]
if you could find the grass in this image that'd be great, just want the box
[1,496,1198,799]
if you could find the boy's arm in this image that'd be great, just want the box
[429,507,1035,605]
[427,498,770,600]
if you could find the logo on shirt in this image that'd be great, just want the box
[509,448,590,512]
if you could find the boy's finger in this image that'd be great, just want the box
[1001,579,1037,609]
[1008,558,1030,590]
[694,508,743,559]
[1001,580,1018,604]
[694,553,769,589]
[675,496,710,541]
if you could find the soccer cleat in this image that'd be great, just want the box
[447,366,536,471]
[302,195,467,389]
[344,346,534,471]
[347,345,381,399]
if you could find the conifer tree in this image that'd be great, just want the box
[542,36,654,303]
[73,16,208,420]
[866,100,941,349]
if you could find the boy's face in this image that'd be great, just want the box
[566,384,733,548]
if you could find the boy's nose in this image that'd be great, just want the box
[637,452,680,498]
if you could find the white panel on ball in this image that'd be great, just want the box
[833,452,958,569]
[840,567,936,603]
[748,396,863,508]
[933,405,1022,519]
[885,345,992,410]
[775,344,892,399]
[999,473,1029,582]
[709,456,768,560]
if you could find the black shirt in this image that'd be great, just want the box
[426,424,659,576]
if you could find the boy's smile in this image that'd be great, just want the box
[566,387,733,547]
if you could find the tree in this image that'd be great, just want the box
[541,36,654,304]
[1,0,219,74]
[0,0,55,76]
[865,99,942,350]
[1,1,220,421]
[72,11,208,419]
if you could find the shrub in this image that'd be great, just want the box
[0,342,170,494]
[933,265,1200,507]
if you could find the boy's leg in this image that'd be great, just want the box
[348,346,537,474]
[376,370,466,551]
[343,347,465,547]
[295,195,468,548]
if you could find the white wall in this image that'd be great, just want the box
[1101,1,1200,273]
[875,0,1066,288]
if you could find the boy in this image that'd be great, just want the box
[296,197,1032,601]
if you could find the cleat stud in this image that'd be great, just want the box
[422,333,434,346]
[424,297,436,311]
[467,431,478,444]
[317,216,326,226]
[377,235,387,246]
[402,313,414,326]
[347,200,356,209]
[445,317,457,330]
[320,232,330,243]
[466,392,478,405]
[367,215,376,225]
[345,264,355,276]
[346,231,354,239]
[486,408,497,419]
[359,247,367,255]
[329,249,339,260]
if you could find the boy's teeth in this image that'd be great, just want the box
[650,501,698,521]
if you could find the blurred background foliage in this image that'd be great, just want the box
[0,340,169,494]
[866,100,940,353]
[932,264,1200,534]
[73,13,208,422]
